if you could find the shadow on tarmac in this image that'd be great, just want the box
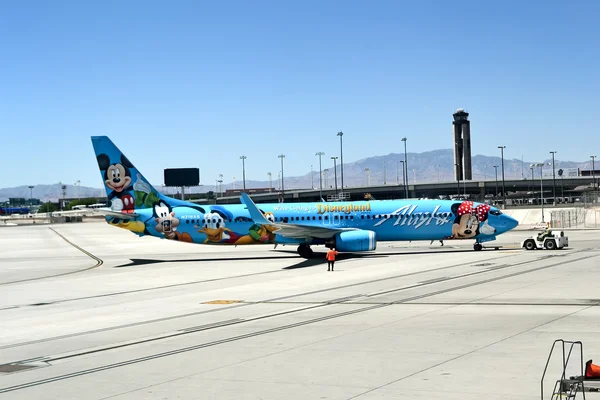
[114,246,519,269]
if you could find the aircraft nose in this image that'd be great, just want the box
[502,214,519,231]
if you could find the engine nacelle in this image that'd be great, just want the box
[327,230,377,252]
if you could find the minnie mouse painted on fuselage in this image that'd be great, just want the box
[447,200,496,240]
[96,153,135,213]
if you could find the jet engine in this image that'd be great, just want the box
[325,230,376,252]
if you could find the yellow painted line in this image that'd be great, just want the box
[203,300,243,305]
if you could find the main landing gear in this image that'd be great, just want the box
[473,242,483,251]
[297,244,314,259]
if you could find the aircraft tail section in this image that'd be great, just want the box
[90,136,188,213]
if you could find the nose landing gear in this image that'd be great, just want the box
[473,242,483,251]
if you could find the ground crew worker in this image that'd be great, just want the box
[537,227,552,241]
[326,247,339,271]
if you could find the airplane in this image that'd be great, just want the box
[90,136,519,258]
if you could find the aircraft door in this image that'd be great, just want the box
[332,213,341,226]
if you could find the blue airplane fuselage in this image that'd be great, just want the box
[114,198,517,247]
[90,135,518,253]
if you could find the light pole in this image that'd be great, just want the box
[383,160,387,185]
[364,168,370,186]
[591,155,597,191]
[528,166,533,196]
[239,156,247,192]
[218,174,223,197]
[396,161,400,184]
[558,168,564,199]
[484,165,487,180]
[530,167,534,181]
[278,154,285,195]
[324,168,329,188]
[311,164,314,189]
[400,160,405,197]
[267,172,272,192]
[493,165,499,197]
[436,164,440,182]
[331,156,338,194]
[498,146,506,208]
[531,163,545,222]
[316,151,325,200]
[550,151,557,206]
[402,137,408,198]
[337,131,344,192]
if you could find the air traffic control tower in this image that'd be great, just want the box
[452,108,472,181]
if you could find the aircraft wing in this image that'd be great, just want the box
[90,208,140,220]
[239,192,356,239]
[268,223,357,239]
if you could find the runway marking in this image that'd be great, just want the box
[203,300,243,304]
[0,251,521,350]
[0,228,103,286]
[0,251,597,393]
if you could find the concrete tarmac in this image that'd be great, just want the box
[1,222,600,399]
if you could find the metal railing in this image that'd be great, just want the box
[326,192,351,202]
[540,339,586,399]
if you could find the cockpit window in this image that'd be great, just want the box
[489,209,502,216]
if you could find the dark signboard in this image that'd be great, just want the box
[164,168,200,187]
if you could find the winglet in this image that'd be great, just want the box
[240,192,272,225]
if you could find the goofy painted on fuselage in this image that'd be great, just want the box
[91,136,519,258]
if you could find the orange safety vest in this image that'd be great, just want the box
[326,250,338,261]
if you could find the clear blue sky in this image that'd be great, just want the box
[1,0,598,189]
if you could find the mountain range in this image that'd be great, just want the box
[1,149,591,202]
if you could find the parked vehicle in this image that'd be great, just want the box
[522,229,568,250]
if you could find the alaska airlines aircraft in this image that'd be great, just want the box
[91,136,519,258]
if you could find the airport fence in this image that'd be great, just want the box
[582,191,600,208]
[550,191,600,228]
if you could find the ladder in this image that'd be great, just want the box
[541,339,587,399]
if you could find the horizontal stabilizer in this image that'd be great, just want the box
[91,208,140,220]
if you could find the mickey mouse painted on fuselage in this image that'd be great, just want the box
[96,153,135,213]
[447,200,497,239]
